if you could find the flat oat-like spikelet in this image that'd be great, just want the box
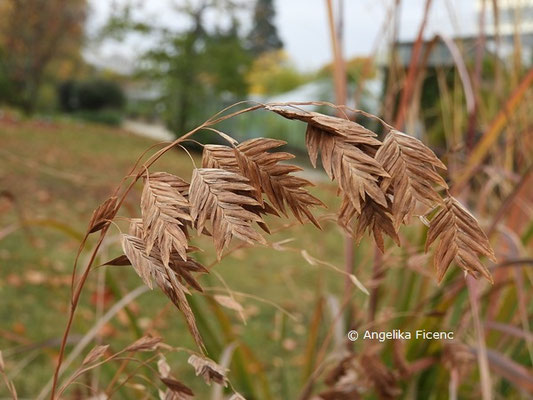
[202,144,239,170]
[375,130,447,228]
[266,106,382,146]
[189,168,267,258]
[141,172,192,266]
[425,196,496,283]
[203,139,324,227]
[121,233,205,351]
[88,196,117,233]
[339,195,400,252]
[306,123,389,214]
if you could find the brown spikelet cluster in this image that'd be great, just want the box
[189,168,267,258]
[141,172,191,265]
[103,104,495,351]
[268,105,494,282]
[426,196,496,283]
[376,130,448,228]
[203,138,323,227]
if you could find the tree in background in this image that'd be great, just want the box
[247,0,283,55]
[246,50,310,95]
[0,0,87,113]
[58,79,125,112]
[317,56,376,84]
[131,1,251,135]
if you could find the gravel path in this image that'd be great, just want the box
[123,120,174,142]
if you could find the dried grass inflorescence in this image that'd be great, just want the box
[101,103,495,350]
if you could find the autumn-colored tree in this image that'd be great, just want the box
[0,0,87,112]
[318,56,376,84]
[246,50,310,95]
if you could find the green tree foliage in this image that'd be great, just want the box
[247,0,283,55]
[246,50,311,95]
[0,0,87,113]
[140,7,251,136]
[58,79,125,112]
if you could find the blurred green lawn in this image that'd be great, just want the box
[0,117,378,398]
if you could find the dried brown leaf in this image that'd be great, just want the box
[189,168,266,258]
[375,130,447,228]
[188,355,228,386]
[88,196,117,233]
[425,196,496,283]
[141,172,191,266]
[82,344,109,365]
[0,350,4,372]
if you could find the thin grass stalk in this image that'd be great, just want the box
[394,0,433,129]
[325,0,347,106]
[353,0,395,107]
[467,276,493,400]
[325,0,356,317]
[466,0,487,151]
[512,267,533,365]
[368,247,383,322]
[382,0,402,123]
[452,68,533,194]
[40,286,149,399]
[49,103,265,398]
[487,165,533,236]
[437,67,454,143]
[491,0,503,96]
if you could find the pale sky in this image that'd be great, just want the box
[86,0,478,73]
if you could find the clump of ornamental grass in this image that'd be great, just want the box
[49,101,496,398]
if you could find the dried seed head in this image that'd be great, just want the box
[160,377,194,399]
[125,336,162,352]
[188,355,228,386]
[426,196,495,283]
[189,168,266,258]
[88,196,117,233]
[82,344,109,365]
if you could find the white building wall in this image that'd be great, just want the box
[476,0,533,35]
